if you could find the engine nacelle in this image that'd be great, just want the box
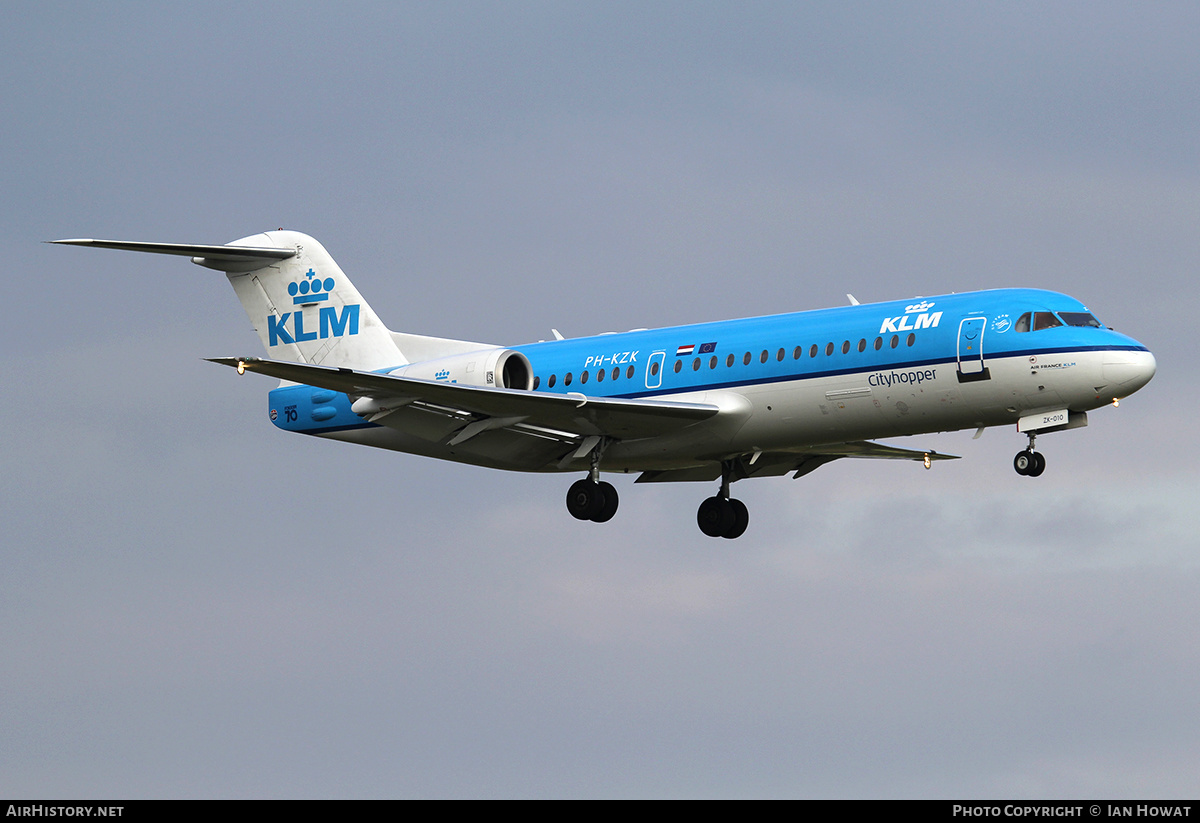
[388,347,534,390]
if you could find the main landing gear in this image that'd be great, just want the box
[563,450,750,539]
[1013,432,1046,477]
[566,438,619,523]
[696,462,749,539]
[566,477,619,523]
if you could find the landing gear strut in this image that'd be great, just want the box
[565,438,618,523]
[697,461,749,539]
[1013,432,1046,477]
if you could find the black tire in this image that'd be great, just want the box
[566,478,604,520]
[697,496,734,537]
[592,481,619,522]
[1028,452,1046,477]
[1013,450,1032,476]
[723,498,749,539]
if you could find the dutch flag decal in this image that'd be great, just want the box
[675,344,695,356]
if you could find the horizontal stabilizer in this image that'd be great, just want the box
[210,356,721,441]
[49,238,295,270]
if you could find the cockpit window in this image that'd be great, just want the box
[1033,312,1063,331]
[1060,311,1102,328]
[1015,312,1031,333]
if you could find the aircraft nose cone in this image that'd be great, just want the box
[1103,349,1156,395]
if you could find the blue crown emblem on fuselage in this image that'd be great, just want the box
[288,268,336,305]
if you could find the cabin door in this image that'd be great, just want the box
[956,316,990,381]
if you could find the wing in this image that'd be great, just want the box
[209,356,720,442]
[636,441,958,483]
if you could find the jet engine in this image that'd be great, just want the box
[388,347,534,390]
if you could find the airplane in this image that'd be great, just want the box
[52,230,1156,539]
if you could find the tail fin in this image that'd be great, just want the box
[53,231,405,370]
[218,230,403,369]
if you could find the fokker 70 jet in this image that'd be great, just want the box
[54,231,1156,538]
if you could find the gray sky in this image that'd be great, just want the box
[4,1,1198,798]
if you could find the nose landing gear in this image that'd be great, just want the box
[1013,432,1046,477]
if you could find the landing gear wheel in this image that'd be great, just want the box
[592,481,619,522]
[1013,450,1033,476]
[697,496,735,537]
[566,479,605,520]
[724,498,749,540]
[1028,451,1046,477]
[1013,449,1045,477]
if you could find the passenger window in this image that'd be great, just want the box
[693,357,701,371]
[726,353,735,367]
[674,360,682,373]
[776,348,785,362]
[906,333,915,346]
[841,341,850,354]
[810,344,818,358]
[825,342,834,356]
[548,374,556,388]
[857,338,866,353]
[743,352,751,366]
[650,362,660,377]
[1034,312,1063,331]
[890,335,899,349]
[596,368,604,382]
[612,367,619,381]
[532,375,540,390]
[581,370,589,384]
[710,355,718,369]
[793,346,802,360]
[874,337,882,351]
[564,372,572,386]
[626,365,635,379]
[760,350,768,363]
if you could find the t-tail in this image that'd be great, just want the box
[51,230,488,370]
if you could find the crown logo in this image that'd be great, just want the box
[904,300,935,314]
[287,268,336,305]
